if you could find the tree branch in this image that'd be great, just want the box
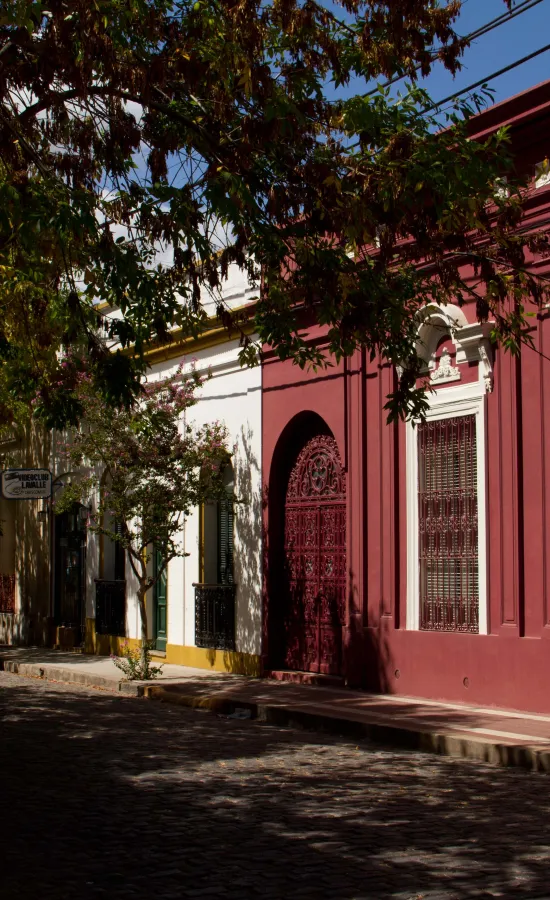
[18,85,225,164]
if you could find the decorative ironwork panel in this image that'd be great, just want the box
[418,415,479,633]
[194,583,236,651]
[319,505,346,622]
[0,574,15,614]
[284,435,346,674]
[287,435,346,500]
[95,580,126,636]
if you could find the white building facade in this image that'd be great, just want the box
[0,266,264,676]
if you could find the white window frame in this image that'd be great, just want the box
[406,378,488,635]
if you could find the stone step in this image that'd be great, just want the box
[266,669,345,688]
[52,644,85,654]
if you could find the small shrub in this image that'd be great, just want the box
[111,640,163,681]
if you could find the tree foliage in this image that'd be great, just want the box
[55,359,231,658]
[0,0,546,424]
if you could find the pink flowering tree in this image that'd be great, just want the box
[55,359,230,670]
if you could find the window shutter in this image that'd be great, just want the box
[217,496,234,585]
[154,545,167,602]
[114,519,126,581]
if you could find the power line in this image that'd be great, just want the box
[361,0,546,100]
[425,41,550,114]
[459,0,545,45]
[346,40,550,150]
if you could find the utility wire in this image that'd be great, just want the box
[456,0,544,45]
[425,41,550,114]
[361,0,546,99]
[346,40,550,149]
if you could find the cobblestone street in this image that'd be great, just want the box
[2,672,550,900]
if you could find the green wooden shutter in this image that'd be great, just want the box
[153,545,168,651]
[114,520,125,580]
[217,496,234,585]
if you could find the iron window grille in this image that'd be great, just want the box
[95,579,126,636]
[194,583,236,650]
[418,415,479,633]
[0,574,15,614]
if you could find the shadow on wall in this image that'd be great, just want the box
[85,527,100,624]
[204,647,261,676]
[361,620,396,694]
[345,551,397,693]
[232,422,262,661]
[11,422,53,647]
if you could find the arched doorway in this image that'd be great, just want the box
[283,434,346,675]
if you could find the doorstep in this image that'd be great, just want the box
[266,669,345,688]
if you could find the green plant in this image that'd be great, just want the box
[111,640,164,682]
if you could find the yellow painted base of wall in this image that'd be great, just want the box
[157,644,261,676]
[55,626,79,650]
[84,619,261,676]
[85,618,140,657]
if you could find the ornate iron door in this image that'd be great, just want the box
[284,435,346,674]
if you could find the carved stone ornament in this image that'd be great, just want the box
[478,344,493,393]
[429,347,461,385]
[414,305,494,395]
[535,159,550,190]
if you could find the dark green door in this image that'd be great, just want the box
[153,547,167,651]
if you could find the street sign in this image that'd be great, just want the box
[1,469,52,500]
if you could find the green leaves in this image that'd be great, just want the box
[0,0,544,426]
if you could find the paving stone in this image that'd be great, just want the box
[1,670,550,900]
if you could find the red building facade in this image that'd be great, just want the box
[262,81,550,714]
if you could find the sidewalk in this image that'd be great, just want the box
[3,645,550,772]
[0,645,236,694]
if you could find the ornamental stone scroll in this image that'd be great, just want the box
[415,304,494,393]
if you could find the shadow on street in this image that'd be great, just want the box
[1,673,549,900]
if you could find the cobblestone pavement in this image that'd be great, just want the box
[2,672,550,900]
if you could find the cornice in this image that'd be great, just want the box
[141,309,257,366]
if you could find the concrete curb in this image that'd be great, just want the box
[0,659,145,696]
[144,686,550,774]
[4,658,550,773]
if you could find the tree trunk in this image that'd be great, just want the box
[137,585,148,672]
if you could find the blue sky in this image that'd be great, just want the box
[423,0,550,106]
[331,0,550,108]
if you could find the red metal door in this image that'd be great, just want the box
[284,435,346,674]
